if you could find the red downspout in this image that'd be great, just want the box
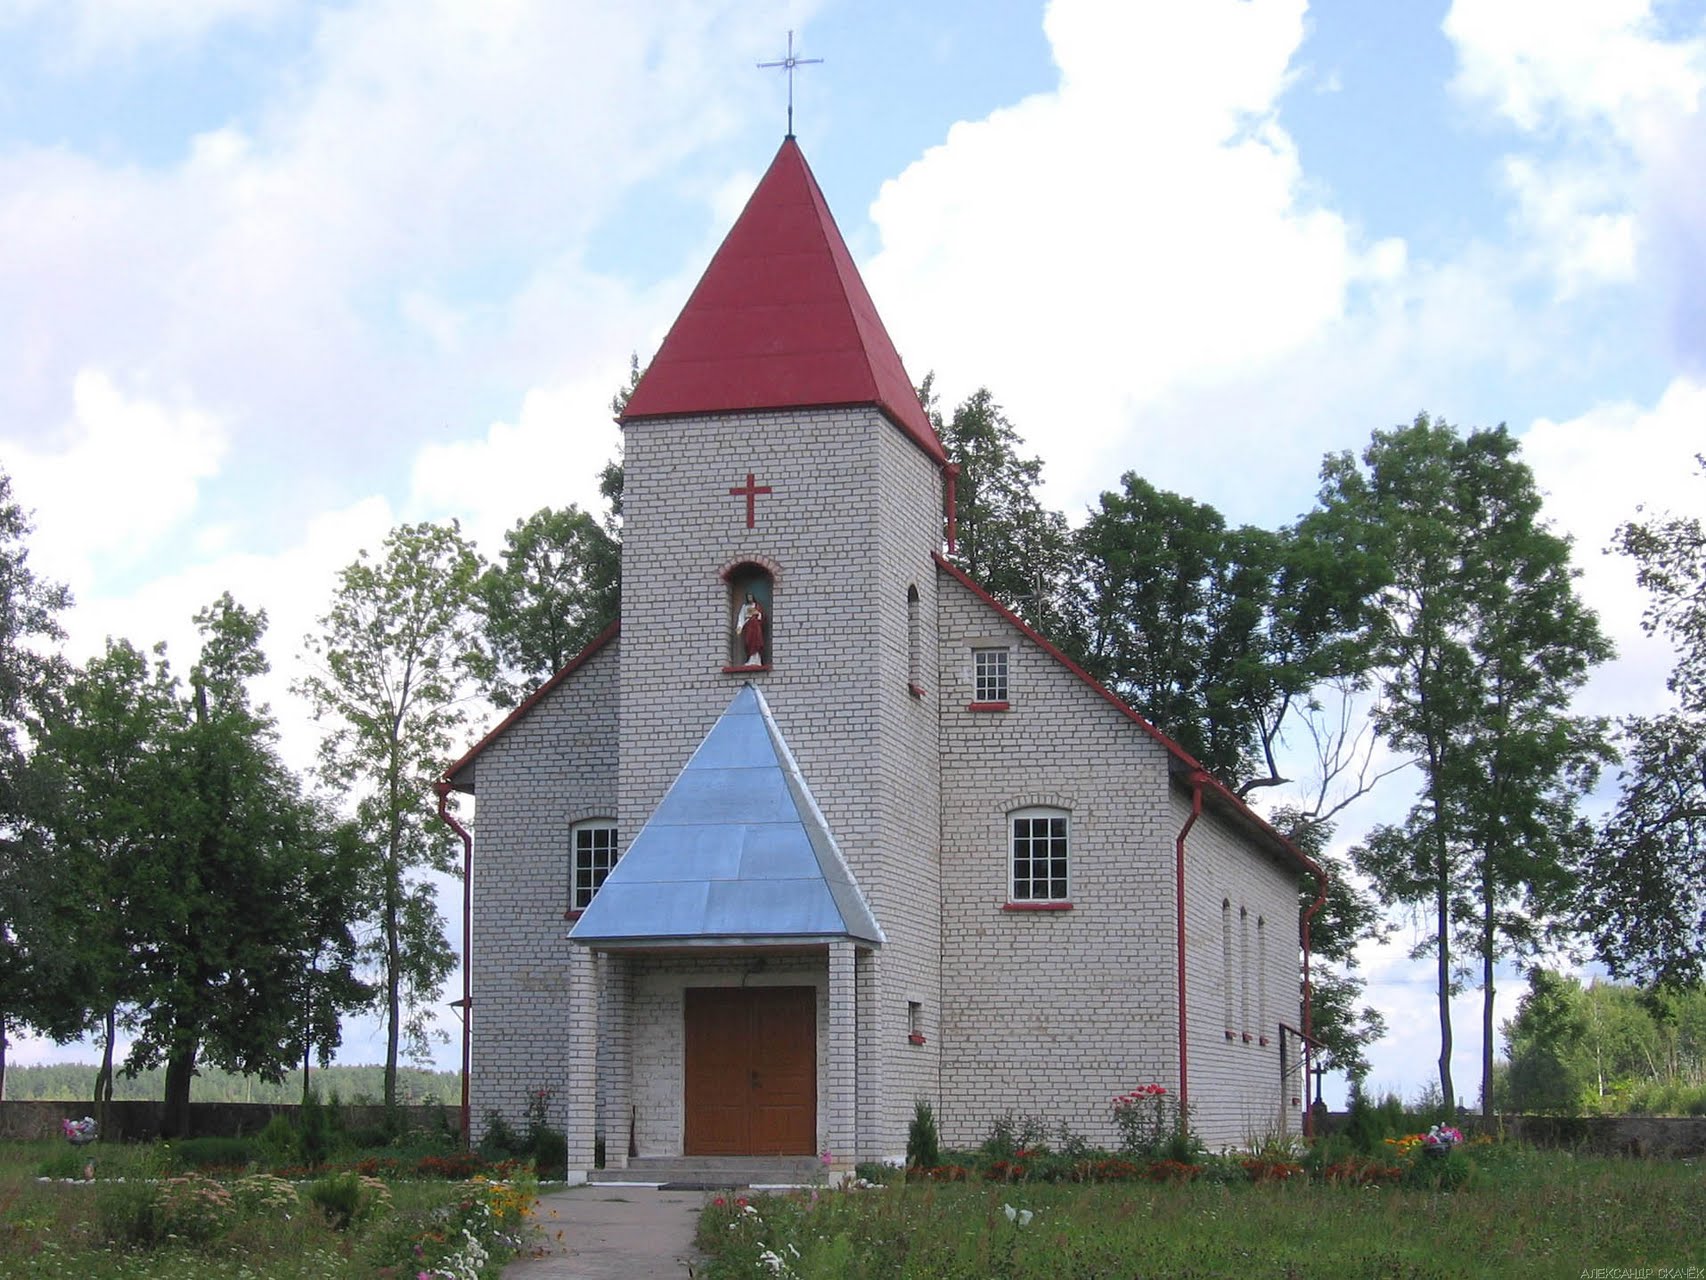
[1300,861,1328,1137]
[435,780,473,1151]
[943,463,960,553]
[1174,772,1206,1112]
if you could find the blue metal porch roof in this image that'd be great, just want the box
[568,684,884,949]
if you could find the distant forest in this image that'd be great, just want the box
[2,1063,458,1105]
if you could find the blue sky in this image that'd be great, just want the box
[2,0,1703,1108]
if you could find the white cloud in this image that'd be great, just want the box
[3,369,226,590]
[866,0,1380,508]
[1446,0,1706,311]
[1521,375,1706,721]
[0,0,286,63]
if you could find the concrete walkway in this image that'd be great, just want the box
[503,1184,706,1278]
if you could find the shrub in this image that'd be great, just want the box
[257,1113,296,1163]
[478,1108,523,1161]
[419,1151,485,1179]
[152,1172,236,1242]
[174,1136,257,1170]
[1112,1084,1201,1164]
[299,1090,335,1168]
[306,1170,392,1230]
[230,1172,300,1217]
[907,1100,940,1170]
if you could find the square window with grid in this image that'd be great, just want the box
[572,824,619,910]
[974,648,1009,703]
[1010,812,1069,901]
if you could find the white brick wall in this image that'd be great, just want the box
[465,640,618,1142]
[459,400,1308,1165]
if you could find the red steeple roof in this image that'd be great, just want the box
[620,138,946,465]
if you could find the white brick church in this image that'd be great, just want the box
[442,137,1324,1172]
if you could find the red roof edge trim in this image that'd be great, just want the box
[441,618,621,791]
[932,553,1320,879]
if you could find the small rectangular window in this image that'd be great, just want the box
[1010,811,1069,901]
[571,823,620,910]
[973,648,1009,704]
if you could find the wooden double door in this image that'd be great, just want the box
[684,986,816,1156]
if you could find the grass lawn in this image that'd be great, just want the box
[696,1145,1706,1278]
[0,1139,538,1279]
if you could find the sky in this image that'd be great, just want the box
[2,0,1703,1109]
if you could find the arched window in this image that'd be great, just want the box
[907,584,922,695]
[569,818,619,914]
[1257,915,1268,1047]
[1009,806,1069,902]
[1221,899,1234,1039]
[727,563,773,669]
[1239,906,1251,1043]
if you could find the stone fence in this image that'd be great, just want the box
[0,1100,460,1143]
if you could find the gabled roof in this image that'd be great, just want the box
[569,683,885,950]
[442,620,619,791]
[620,137,947,466]
[933,553,1322,882]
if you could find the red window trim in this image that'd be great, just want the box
[721,663,772,675]
[1001,900,1073,912]
[966,700,1009,712]
[908,1031,927,1045]
[908,681,927,698]
[563,908,585,922]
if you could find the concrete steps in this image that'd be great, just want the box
[587,1155,827,1189]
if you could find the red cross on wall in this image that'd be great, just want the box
[728,471,773,529]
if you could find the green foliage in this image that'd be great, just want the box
[0,469,73,1058]
[1341,1086,1410,1153]
[1582,460,1706,985]
[477,504,620,707]
[296,519,486,1107]
[907,1099,941,1170]
[306,1170,391,1231]
[1495,972,1706,1114]
[1323,415,1614,1115]
[172,1136,259,1170]
[1110,1086,1200,1164]
[926,378,1073,639]
[299,1090,335,1169]
[697,1149,1706,1279]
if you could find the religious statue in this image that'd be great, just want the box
[737,593,766,666]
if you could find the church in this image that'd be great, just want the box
[442,136,1325,1175]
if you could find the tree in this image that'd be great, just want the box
[28,637,178,1126]
[0,468,71,1097]
[1271,808,1389,1083]
[28,597,361,1134]
[1582,460,1706,984]
[1500,969,1588,1114]
[925,378,1072,636]
[1071,474,1380,793]
[298,520,485,1106]
[128,596,361,1135]
[1321,415,1613,1117]
[477,507,619,707]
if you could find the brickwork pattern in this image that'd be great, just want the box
[466,642,618,1141]
[618,406,944,1160]
[1176,789,1303,1147]
[937,572,1179,1150]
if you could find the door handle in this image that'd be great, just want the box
[750,1070,761,1091]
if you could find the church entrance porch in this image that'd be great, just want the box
[684,985,816,1155]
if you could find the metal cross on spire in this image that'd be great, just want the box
[758,30,823,140]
